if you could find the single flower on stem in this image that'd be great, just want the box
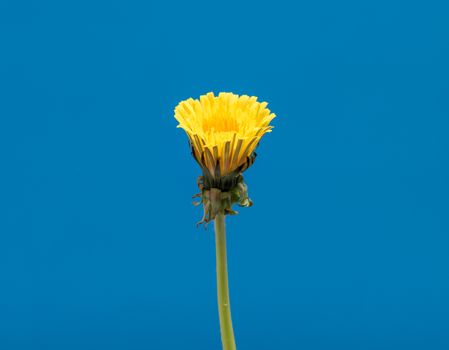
[174,92,275,350]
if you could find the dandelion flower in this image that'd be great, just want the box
[174,92,275,350]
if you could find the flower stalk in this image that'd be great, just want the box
[214,211,236,350]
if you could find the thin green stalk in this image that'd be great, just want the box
[214,213,236,350]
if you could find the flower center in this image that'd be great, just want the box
[201,117,239,134]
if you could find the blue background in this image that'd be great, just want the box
[1,1,448,349]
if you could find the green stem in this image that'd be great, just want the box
[214,213,237,350]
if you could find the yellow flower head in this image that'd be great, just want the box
[175,92,275,191]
